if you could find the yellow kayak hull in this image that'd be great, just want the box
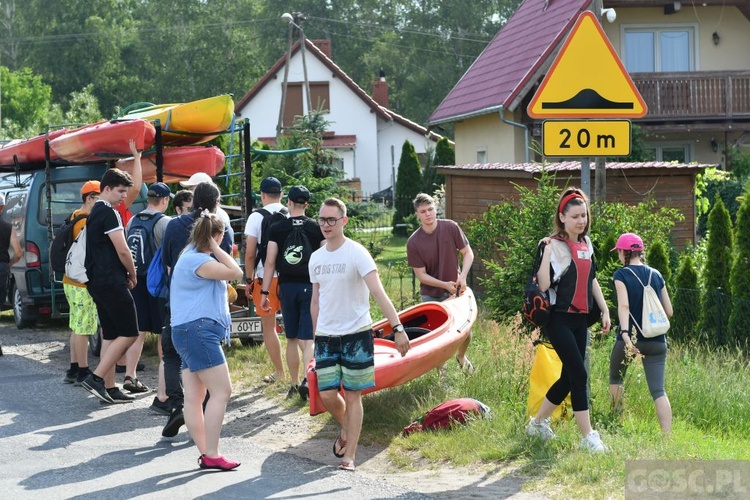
[121,94,234,146]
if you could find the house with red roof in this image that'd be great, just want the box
[429,0,750,167]
[236,39,445,195]
[427,0,750,245]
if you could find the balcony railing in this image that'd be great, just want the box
[631,71,750,120]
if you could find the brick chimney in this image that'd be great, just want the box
[311,39,331,58]
[371,68,389,109]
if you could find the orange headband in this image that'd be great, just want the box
[558,192,584,214]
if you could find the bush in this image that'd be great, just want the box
[464,172,683,325]
[699,199,733,342]
[728,184,750,345]
[392,140,421,236]
[647,240,671,284]
[671,254,699,342]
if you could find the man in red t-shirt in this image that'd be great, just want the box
[406,192,474,374]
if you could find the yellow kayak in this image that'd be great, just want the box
[120,94,234,146]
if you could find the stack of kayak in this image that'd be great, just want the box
[0,94,234,181]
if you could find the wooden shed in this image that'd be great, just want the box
[436,161,713,248]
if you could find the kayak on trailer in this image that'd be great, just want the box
[0,129,68,167]
[116,145,226,184]
[118,94,235,146]
[306,288,478,416]
[49,119,156,163]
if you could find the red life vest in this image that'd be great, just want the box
[551,237,594,314]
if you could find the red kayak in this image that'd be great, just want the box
[0,129,68,167]
[116,145,226,184]
[49,119,155,163]
[307,288,477,416]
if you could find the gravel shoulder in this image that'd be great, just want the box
[0,316,545,499]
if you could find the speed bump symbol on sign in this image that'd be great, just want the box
[527,11,648,119]
[543,120,631,157]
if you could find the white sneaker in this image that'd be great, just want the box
[526,416,555,441]
[580,430,608,452]
[456,355,475,376]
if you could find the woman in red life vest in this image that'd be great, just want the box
[526,188,611,452]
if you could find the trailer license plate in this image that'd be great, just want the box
[231,318,262,335]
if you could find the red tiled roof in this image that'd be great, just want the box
[258,135,357,148]
[236,40,446,144]
[436,161,714,173]
[428,0,591,125]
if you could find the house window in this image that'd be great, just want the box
[283,82,330,127]
[623,26,694,72]
[282,83,303,128]
[644,142,691,162]
[476,147,487,164]
[310,82,330,113]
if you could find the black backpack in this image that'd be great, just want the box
[255,207,288,266]
[523,242,550,328]
[50,213,87,273]
[127,211,164,277]
[277,218,314,277]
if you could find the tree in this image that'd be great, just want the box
[392,140,421,235]
[0,66,53,137]
[672,254,699,342]
[699,199,733,343]
[728,184,750,345]
[647,240,671,284]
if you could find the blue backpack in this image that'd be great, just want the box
[127,211,164,277]
[147,246,168,299]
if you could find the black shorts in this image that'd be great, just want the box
[87,284,139,341]
[131,279,166,334]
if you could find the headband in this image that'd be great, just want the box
[558,192,584,214]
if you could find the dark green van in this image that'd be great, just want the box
[0,165,146,328]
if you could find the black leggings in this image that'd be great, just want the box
[544,312,589,412]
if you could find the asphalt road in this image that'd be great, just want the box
[0,323,428,499]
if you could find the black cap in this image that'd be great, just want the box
[288,185,310,203]
[260,177,282,194]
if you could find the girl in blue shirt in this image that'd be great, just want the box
[171,211,243,470]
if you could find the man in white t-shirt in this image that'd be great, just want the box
[243,177,286,383]
[309,197,409,472]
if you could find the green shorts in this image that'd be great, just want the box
[64,283,98,336]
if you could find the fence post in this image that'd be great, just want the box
[716,287,722,345]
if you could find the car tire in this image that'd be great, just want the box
[12,282,37,329]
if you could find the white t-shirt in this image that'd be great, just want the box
[309,238,377,336]
[243,202,286,279]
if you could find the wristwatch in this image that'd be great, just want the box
[393,324,405,334]
[261,290,269,296]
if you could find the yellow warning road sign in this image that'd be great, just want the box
[528,11,647,119]
[543,120,631,157]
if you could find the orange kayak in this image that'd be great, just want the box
[307,288,477,416]
[0,129,67,167]
[116,145,225,184]
[49,119,155,163]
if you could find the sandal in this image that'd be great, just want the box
[338,461,355,472]
[262,373,276,384]
[123,376,149,394]
[332,430,347,458]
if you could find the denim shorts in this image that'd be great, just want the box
[171,318,227,372]
[315,329,375,392]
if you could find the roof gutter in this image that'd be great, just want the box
[427,105,504,127]
[499,107,530,163]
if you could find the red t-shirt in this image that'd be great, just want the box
[115,202,132,227]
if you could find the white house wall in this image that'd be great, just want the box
[376,119,433,195]
[236,47,439,194]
